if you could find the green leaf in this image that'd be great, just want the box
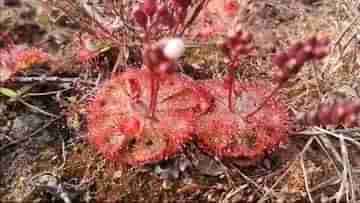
[85,41,98,51]
[0,87,18,97]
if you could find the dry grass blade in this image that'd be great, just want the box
[23,88,73,97]
[312,127,360,202]
[314,127,360,149]
[214,157,234,186]
[332,14,360,48]
[257,137,315,203]
[234,169,271,198]
[317,135,343,172]
[309,176,341,193]
[321,12,360,75]
[338,132,356,202]
[300,155,314,203]
[291,128,360,136]
[336,134,348,202]
[313,136,341,176]
[221,184,249,203]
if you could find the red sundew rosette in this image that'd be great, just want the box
[235,83,290,151]
[0,46,49,82]
[87,112,142,160]
[195,80,290,160]
[119,110,194,165]
[195,111,246,156]
[87,68,211,165]
[14,48,49,70]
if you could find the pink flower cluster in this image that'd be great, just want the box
[272,35,330,83]
[301,100,360,127]
[133,0,192,32]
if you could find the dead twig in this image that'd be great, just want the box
[24,88,73,98]
[314,127,360,149]
[13,76,96,86]
[0,118,60,152]
[214,156,234,187]
[17,98,59,118]
[258,136,315,203]
[300,155,314,203]
[180,0,210,36]
[290,128,360,136]
[221,184,249,203]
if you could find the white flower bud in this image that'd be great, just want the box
[163,38,185,60]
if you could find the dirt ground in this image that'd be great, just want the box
[1,0,360,202]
